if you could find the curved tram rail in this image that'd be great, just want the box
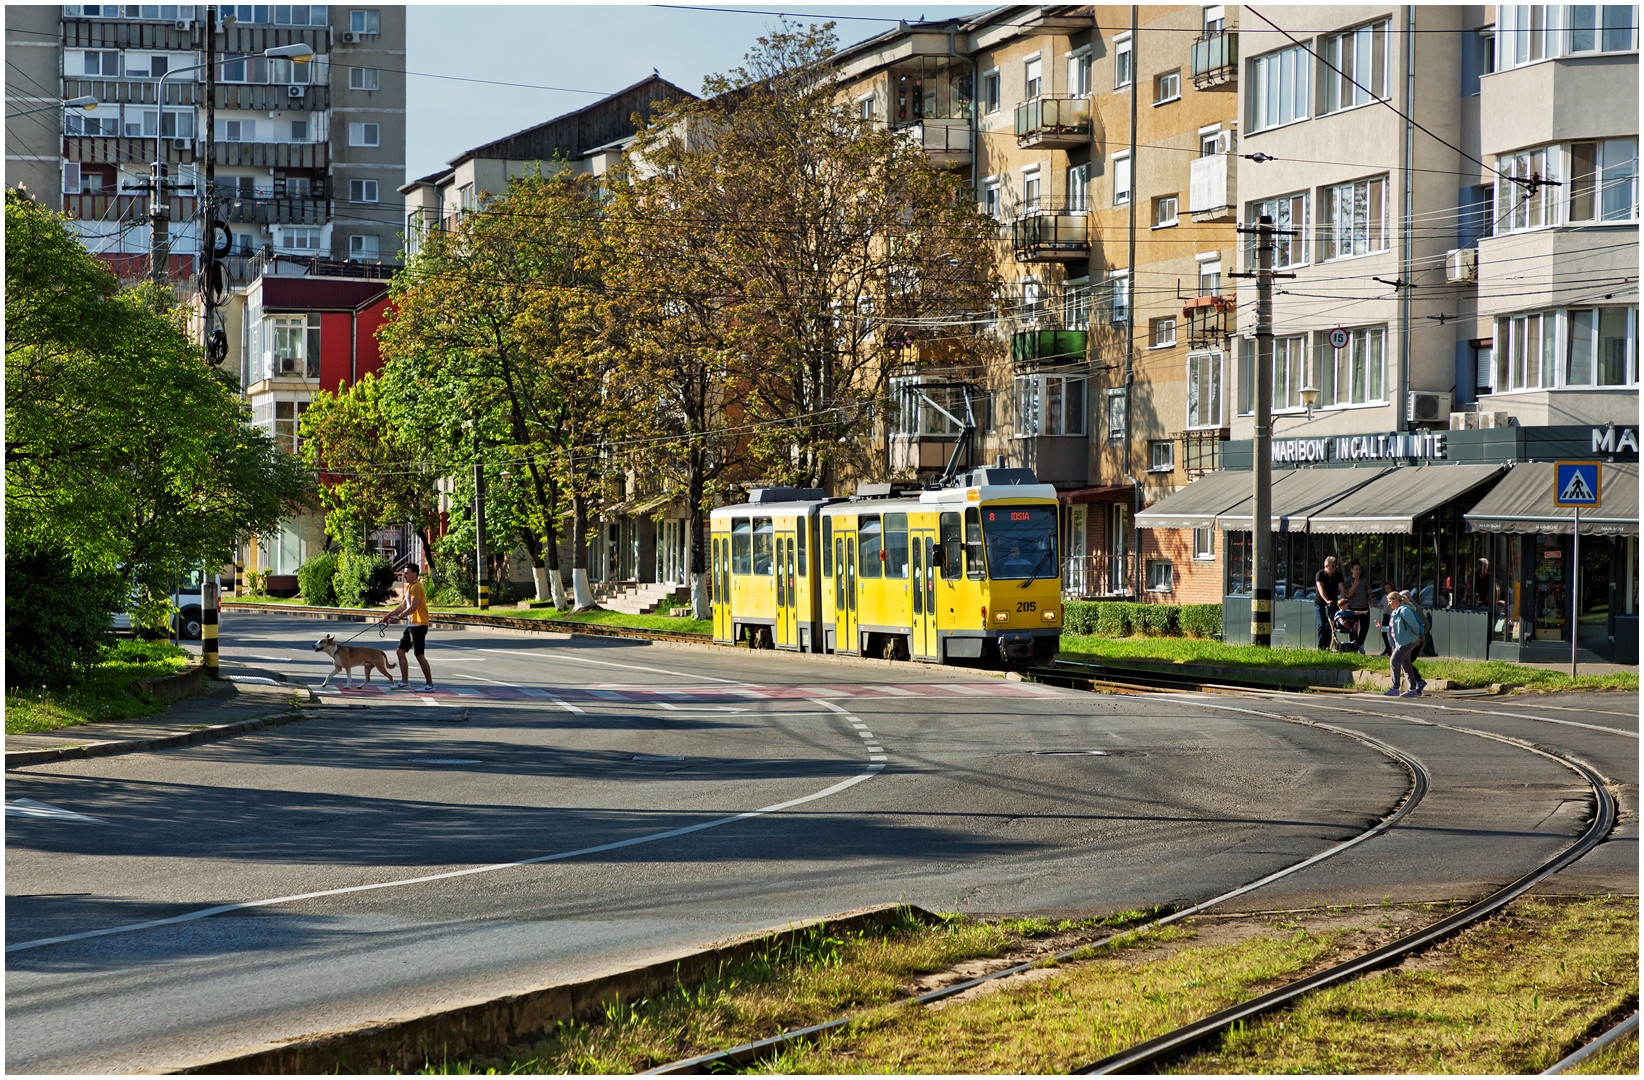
[643,699,1621,1076]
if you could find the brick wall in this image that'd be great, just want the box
[1137,526,1223,606]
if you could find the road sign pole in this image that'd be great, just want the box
[1572,506,1580,678]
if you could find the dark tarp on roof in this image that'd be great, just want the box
[1215,467,1389,533]
[1132,469,1255,530]
[1307,463,1506,534]
[1464,462,1639,536]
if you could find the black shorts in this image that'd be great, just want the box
[398,624,428,656]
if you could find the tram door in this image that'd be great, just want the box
[711,536,731,643]
[910,528,939,660]
[835,529,858,654]
[774,529,796,648]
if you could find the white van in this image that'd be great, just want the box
[112,568,222,640]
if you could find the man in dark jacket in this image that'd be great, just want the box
[1313,555,1342,649]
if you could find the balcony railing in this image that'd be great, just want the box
[1010,328,1088,367]
[1188,151,1236,218]
[1014,96,1093,149]
[1191,31,1238,89]
[1011,208,1090,263]
[217,193,331,226]
[902,119,972,162]
[65,191,197,223]
[1063,555,1132,599]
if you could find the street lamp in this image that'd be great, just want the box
[7,95,98,119]
[1300,383,1321,420]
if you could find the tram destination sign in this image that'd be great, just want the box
[1271,431,1447,464]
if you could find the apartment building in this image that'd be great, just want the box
[1133,4,1638,662]
[4,3,405,279]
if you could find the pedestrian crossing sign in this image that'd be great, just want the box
[1554,461,1601,507]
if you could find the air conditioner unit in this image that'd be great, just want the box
[1445,247,1477,282]
[287,85,305,98]
[1407,390,1453,424]
[1212,129,1235,155]
[1448,411,1479,430]
[1479,411,1513,429]
[279,357,297,374]
[341,30,360,43]
[174,18,193,31]
[170,138,190,151]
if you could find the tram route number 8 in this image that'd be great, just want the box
[986,511,1034,522]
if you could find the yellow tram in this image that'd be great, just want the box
[709,468,1062,665]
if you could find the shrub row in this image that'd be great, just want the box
[298,551,395,608]
[1063,600,1222,640]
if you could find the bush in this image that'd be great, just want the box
[1094,602,1131,637]
[333,551,396,608]
[1063,600,1101,636]
[428,556,475,606]
[296,552,339,607]
[1180,603,1223,640]
[1136,603,1179,636]
[5,542,123,689]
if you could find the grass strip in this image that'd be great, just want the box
[4,640,193,734]
[420,897,1636,1075]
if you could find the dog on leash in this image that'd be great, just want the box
[312,634,394,689]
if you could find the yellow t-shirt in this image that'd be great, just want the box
[406,581,429,626]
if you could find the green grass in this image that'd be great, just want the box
[1056,634,1639,693]
[5,640,194,734]
[429,605,713,636]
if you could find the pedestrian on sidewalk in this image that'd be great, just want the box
[1385,591,1427,698]
[379,566,433,691]
[1343,560,1371,653]
[1313,555,1342,649]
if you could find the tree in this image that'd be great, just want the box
[627,23,1004,494]
[4,191,314,599]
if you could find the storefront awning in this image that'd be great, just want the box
[1307,463,1506,534]
[1216,466,1390,533]
[1060,483,1134,504]
[1133,468,1255,530]
[1464,462,1639,536]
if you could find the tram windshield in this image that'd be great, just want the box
[981,505,1058,580]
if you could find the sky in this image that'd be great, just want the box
[404,2,983,179]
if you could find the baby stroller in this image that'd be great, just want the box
[1331,607,1363,652]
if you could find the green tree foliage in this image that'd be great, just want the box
[4,191,315,598]
[4,541,124,689]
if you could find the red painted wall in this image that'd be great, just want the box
[355,296,392,379]
[319,312,354,394]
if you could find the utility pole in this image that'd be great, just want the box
[475,431,489,611]
[1233,214,1295,647]
[199,5,221,673]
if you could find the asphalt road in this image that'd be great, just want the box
[5,613,1636,1073]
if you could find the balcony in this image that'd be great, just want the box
[65,191,197,223]
[1011,207,1090,263]
[214,140,328,169]
[1010,328,1087,368]
[1190,31,1238,90]
[1188,151,1236,220]
[1013,96,1093,149]
[901,119,972,167]
[218,192,332,226]
[63,134,197,166]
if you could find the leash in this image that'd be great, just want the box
[336,620,390,645]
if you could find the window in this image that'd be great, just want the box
[1014,374,1086,437]
[1115,32,1133,88]
[348,233,379,260]
[349,66,379,91]
[267,400,311,454]
[1201,126,1225,157]
[891,377,965,437]
[1248,192,1309,268]
[290,119,308,141]
[1567,138,1638,223]
[963,507,985,578]
[1024,55,1042,98]
[349,178,379,203]
[1321,176,1388,259]
[66,112,119,136]
[1496,306,1638,391]
[1149,439,1174,472]
[1021,166,1041,211]
[1113,151,1131,204]
[82,50,121,76]
[1067,162,1089,212]
[1495,146,1560,231]
[348,122,379,147]
[1272,334,1307,410]
[1068,47,1092,96]
[1146,559,1174,592]
[1064,279,1092,329]
[1475,340,1496,394]
[269,56,310,85]
[1326,325,1386,405]
[280,226,322,252]
[350,8,380,33]
[883,513,910,579]
[1324,19,1390,112]
[982,178,1001,219]
[1204,5,1226,33]
[1497,4,1638,69]
[856,94,874,120]
[858,515,882,579]
[1153,194,1179,227]
[752,517,774,575]
[1155,69,1181,103]
[270,314,320,378]
[1251,44,1310,131]
[1150,316,1177,348]
[1193,526,1215,560]
[731,520,751,575]
[1109,270,1129,325]
[1187,351,1223,427]
[1106,386,1127,441]
[222,119,251,142]
[982,68,1000,113]
[1198,256,1222,296]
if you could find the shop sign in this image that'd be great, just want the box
[1271,431,1448,464]
[1591,426,1638,454]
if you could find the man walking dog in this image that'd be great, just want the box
[379,566,433,691]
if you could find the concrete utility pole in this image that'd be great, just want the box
[200,6,220,674]
[1233,215,1295,647]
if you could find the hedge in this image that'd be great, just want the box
[333,552,396,608]
[1062,600,1223,641]
[296,552,339,607]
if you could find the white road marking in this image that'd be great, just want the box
[857,731,875,738]
[6,799,105,824]
[657,703,748,713]
[409,758,481,765]
[945,684,991,695]
[870,755,887,762]
[866,746,884,753]
[454,645,749,684]
[446,673,514,686]
[546,696,585,715]
[873,686,917,696]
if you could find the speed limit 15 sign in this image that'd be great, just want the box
[1327,327,1349,350]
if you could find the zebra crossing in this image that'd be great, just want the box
[316,680,1066,704]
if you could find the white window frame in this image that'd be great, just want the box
[1187,350,1223,428]
[280,226,323,253]
[349,66,379,91]
[1153,193,1179,228]
[1150,316,1177,349]
[1149,439,1175,472]
[855,93,875,120]
[1146,558,1174,593]
[349,178,379,203]
[1272,334,1307,411]
[1497,4,1639,70]
[982,176,1002,220]
[348,121,380,147]
[1114,32,1133,88]
[1023,53,1042,99]
[1068,46,1093,96]
[1106,386,1127,441]
[350,9,382,34]
[1064,278,1092,330]
[1193,526,1215,560]
[1113,151,1131,205]
[1495,305,1638,391]
[982,67,1001,113]
[1197,254,1222,297]
[1325,325,1387,406]
[1248,192,1310,268]
[1154,69,1181,104]
[1250,44,1311,132]
[1109,270,1129,326]
[1013,373,1086,438]
[1321,176,1389,260]
[1067,162,1090,212]
[1323,19,1390,113]
[1567,138,1639,223]
[1021,164,1042,212]
[348,233,380,261]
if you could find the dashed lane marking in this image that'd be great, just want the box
[315,682,1062,704]
[6,799,105,824]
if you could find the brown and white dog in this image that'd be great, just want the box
[312,634,394,689]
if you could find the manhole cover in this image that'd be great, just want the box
[408,758,481,765]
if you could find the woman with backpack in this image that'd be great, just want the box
[1385,591,1428,698]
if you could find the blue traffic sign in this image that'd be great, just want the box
[1554,461,1601,507]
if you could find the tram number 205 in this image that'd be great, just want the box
[1017,601,1037,612]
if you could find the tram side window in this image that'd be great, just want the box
[752,517,774,575]
[963,507,986,578]
[859,515,884,578]
[940,512,962,578]
[732,520,752,575]
[821,516,833,577]
[884,513,909,579]
[796,517,807,574]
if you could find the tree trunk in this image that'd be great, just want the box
[571,490,594,609]
[687,468,709,619]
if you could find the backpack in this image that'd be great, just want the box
[1401,601,1430,641]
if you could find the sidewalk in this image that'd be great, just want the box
[6,663,314,769]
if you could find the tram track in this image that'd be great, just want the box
[643,694,1625,1075]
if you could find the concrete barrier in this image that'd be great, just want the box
[130,663,204,703]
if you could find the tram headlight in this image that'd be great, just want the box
[994,610,1009,623]
[1042,609,1058,622]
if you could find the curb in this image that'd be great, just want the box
[6,707,313,769]
[149,904,936,1075]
